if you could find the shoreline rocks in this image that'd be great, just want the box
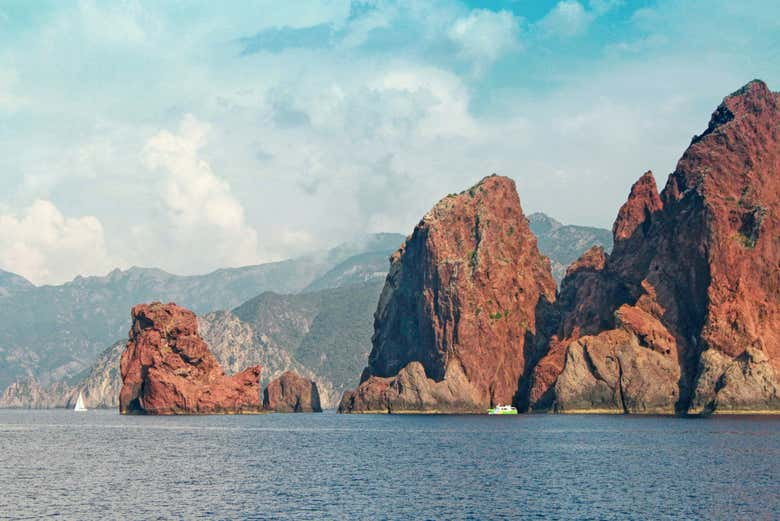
[263,371,322,412]
[527,79,780,415]
[340,79,779,416]
[119,302,264,415]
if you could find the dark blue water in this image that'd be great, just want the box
[0,411,777,520]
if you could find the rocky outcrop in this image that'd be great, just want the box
[339,175,558,413]
[688,347,780,414]
[528,79,780,414]
[338,361,483,413]
[263,371,322,412]
[119,302,264,414]
[553,306,680,413]
[611,171,664,241]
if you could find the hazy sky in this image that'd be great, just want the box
[1,0,778,284]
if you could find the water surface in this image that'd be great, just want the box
[1,410,778,520]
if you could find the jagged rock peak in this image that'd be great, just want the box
[697,79,774,139]
[339,174,557,413]
[612,171,663,241]
[564,245,606,278]
[527,212,563,234]
[528,79,780,415]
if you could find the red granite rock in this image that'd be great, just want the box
[119,302,263,414]
[339,175,558,413]
[529,80,780,414]
[263,371,322,412]
[612,171,663,241]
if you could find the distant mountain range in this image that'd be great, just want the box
[0,269,34,297]
[0,214,612,407]
[0,282,384,409]
[527,213,613,281]
[0,233,405,391]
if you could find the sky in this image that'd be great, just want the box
[0,0,778,285]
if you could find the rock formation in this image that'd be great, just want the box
[119,302,264,414]
[339,175,558,413]
[263,371,322,412]
[527,79,780,414]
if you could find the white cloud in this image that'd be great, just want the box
[0,200,114,285]
[589,0,623,16]
[1,0,778,282]
[538,1,593,38]
[366,67,478,139]
[141,114,261,271]
[448,9,521,68]
[258,64,477,141]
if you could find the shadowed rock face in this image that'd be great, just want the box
[339,175,557,413]
[263,371,322,412]
[119,302,263,415]
[528,79,780,414]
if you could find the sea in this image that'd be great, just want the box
[1,410,777,520]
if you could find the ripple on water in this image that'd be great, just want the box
[0,410,778,520]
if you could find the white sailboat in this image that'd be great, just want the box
[74,391,87,412]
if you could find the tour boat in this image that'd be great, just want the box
[488,404,518,415]
[74,391,87,412]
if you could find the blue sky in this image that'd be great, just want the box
[0,0,778,284]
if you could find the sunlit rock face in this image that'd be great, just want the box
[263,371,322,413]
[119,302,263,415]
[339,175,557,413]
[528,80,780,414]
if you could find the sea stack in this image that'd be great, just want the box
[339,175,557,413]
[527,80,780,414]
[263,371,322,412]
[119,302,264,414]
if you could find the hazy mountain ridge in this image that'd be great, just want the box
[528,213,613,282]
[0,234,404,390]
[0,282,383,409]
[302,251,392,292]
[0,270,34,297]
[228,281,384,406]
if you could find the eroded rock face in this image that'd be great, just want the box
[554,306,680,414]
[338,361,483,414]
[529,79,780,414]
[119,302,263,414]
[263,371,322,412]
[339,175,557,413]
[0,378,74,409]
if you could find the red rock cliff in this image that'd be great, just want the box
[119,302,263,414]
[527,79,780,414]
[339,175,557,413]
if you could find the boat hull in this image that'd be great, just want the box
[487,408,518,415]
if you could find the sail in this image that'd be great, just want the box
[74,392,87,412]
